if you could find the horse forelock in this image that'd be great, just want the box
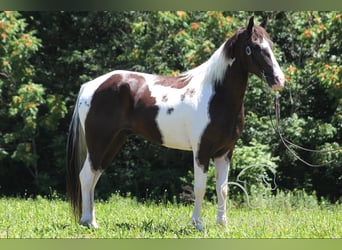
[250,25,274,49]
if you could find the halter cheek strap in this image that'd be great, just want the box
[245,46,252,56]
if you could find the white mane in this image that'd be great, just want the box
[180,42,234,85]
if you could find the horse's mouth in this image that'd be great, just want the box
[263,73,285,91]
[270,75,285,91]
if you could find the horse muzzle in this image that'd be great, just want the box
[270,75,285,91]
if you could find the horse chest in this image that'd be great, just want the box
[152,84,213,151]
[195,91,245,166]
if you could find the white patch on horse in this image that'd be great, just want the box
[79,154,102,228]
[147,75,213,151]
[228,57,236,67]
[260,38,285,88]
[181,42,232,85]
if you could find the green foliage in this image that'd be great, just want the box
[233,139,279,170]
[123,11,245,74]
[0,11,43,184]
[231,139,279,194]
[268,12,342,200]
[0,11,67,194]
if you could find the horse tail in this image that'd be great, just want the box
[66,85,87,222]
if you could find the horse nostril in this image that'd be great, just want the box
[271,75,285,91]
[275,75,285,86]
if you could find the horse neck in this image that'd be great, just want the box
[216,61,248,113]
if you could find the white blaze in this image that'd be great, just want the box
[261,38,285,89]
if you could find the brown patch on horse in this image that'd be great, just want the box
[185,88,196,97]
[197,37,249,172]
[167,107,174,115]
[162,94,168,102]
[197,82,246,172]
[180,88,196,102]
[180,94,185,102]
[154,75,191,89]
[85,73,163,170]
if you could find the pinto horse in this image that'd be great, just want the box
[66,16,285,230]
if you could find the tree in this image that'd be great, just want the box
[267,12,342,200]
[0,11,67,195]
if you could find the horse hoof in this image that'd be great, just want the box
[195,223,204,231]
[192,219,204,231]
[216,218,227,227]
[80,220,99,229]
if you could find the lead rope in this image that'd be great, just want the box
[269,91,340,167]
[226,85,341,210]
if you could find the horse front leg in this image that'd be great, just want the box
[79,154,102,228]
[214,155,230,226]
[191,158,208,231]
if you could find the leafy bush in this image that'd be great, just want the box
[0,11,67,195]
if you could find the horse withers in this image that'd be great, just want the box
[66,16,285,230]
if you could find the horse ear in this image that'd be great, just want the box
[260,16,268,29]
[247,16,254,38]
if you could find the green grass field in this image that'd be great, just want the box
[0,193,341,238]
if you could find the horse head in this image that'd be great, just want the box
[226,16,285,91]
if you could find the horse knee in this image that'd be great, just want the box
[222,184,228,197]
[79,167,90,187]
[194,183,206,199]
[79,164,94,187]
[79,156,101,190]
[216,182,228,198]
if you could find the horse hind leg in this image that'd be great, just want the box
[100,131,128,168]
[79,131,127,228]
[79,154,102,228]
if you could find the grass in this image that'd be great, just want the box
[0,193,341,238]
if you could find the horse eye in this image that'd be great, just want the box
[245,46,252,56]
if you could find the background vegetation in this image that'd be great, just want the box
[0,11,341,203]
